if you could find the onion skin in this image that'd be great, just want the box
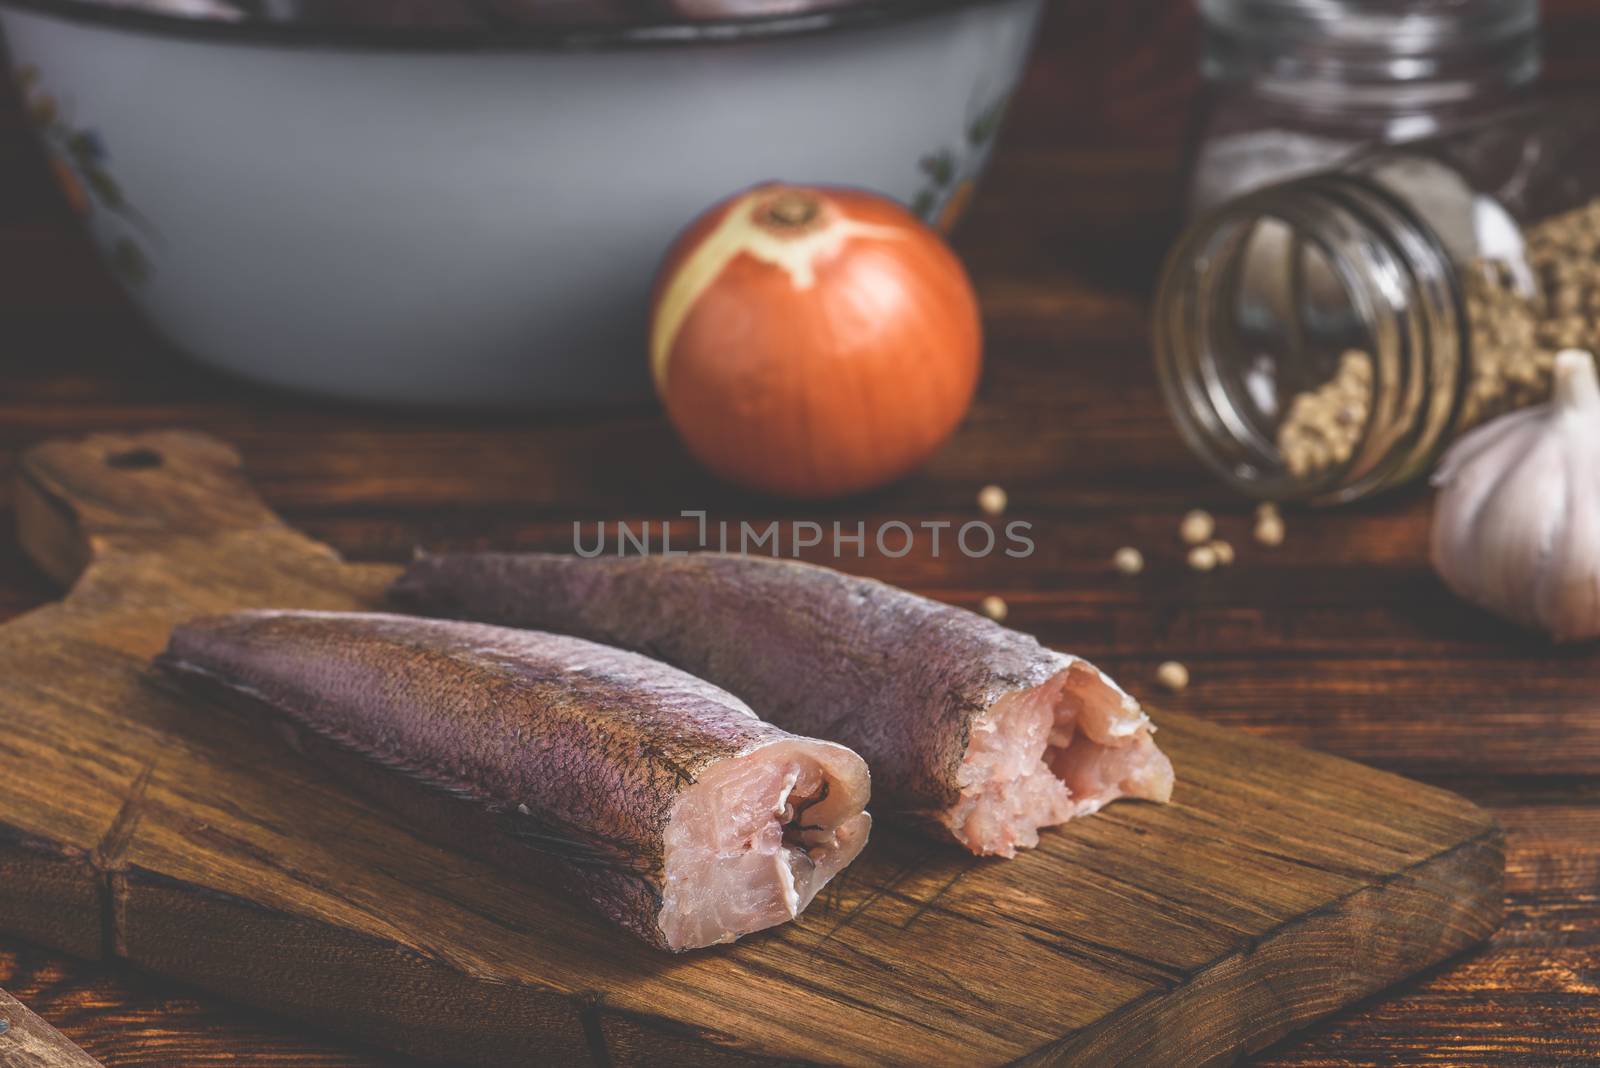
[650,182,982,499]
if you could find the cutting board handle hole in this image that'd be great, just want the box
[105,448,163,471]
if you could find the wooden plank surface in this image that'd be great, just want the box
[0,1,1593,1064]
[0,429,1501,1067]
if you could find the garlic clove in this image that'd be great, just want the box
[1464,429,1566,628]
[1539,360,1600,638]
[1541,442,1600,639]
[1553,345,1600,411]
[1431,404,1545,488]
[1429,407,1545,610]
[1431,350,1600,641]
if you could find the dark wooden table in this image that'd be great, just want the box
[0,2,1596,1065]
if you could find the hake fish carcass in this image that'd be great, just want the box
[158,610,872,951]
[393,554,1173,858]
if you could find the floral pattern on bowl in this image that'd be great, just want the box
[911,90,1011,234]
[16,64,153,285]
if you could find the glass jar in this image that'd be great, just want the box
[1187,0,1541,213]
[1156,99,1600,503]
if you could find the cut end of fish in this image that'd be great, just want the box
[942,661,1175,858]
[659,738,871,951]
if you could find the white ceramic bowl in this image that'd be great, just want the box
[1,0,1042,406]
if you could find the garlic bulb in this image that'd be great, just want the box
[1431,349,1600,641]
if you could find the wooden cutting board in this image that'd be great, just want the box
[0,430,1502,1068]
[0,987,103,1066]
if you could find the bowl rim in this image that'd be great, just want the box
[0,0,1028,52]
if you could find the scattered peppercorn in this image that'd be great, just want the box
[977,484,1008,517]
[1113,546,1145,575]
[980,595,1008,622]
[1255,511,1286,547]
[1156,660,1190,692]
[1180,509,1215,545]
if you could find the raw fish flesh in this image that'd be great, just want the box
[393,554,1173,857]
[158,610,871,950]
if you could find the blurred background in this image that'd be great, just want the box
[0,1,1597,1064]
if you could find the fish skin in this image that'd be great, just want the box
[391,553,1137,823]
[157,609,838,950]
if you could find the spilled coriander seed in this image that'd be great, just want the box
[977,484,1008,517]
[1113,546,1145,575]
[1255,511,1285,547]
[1156,661,1190,692]
[1277,350,1372,479]
[980,595,1008,622]
[1180,509,1215,545]
[1275,197,1600,482]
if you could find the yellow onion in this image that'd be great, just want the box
[650,182,981,498]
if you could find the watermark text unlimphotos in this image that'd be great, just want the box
[574,511,1034,559]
